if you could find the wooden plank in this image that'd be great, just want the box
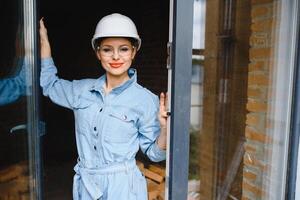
[0,164,28,183]
[0,175,29,194]
[148,190,159,200]
[136,160,145,171]
[147,179,160,192]
[144,168,164,183]
[148,165,165,177]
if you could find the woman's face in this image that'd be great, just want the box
[96,37,136,79]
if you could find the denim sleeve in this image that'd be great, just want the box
[40,57,78,109]
[138,94,166,162]
[0,65,26,106]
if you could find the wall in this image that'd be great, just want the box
[242,0,277,199]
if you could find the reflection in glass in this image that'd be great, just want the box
[0,0,32,199]
[0,60,26,106]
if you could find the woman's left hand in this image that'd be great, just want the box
[159,92,169,129]
[157,92,169,150]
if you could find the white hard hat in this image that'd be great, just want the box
[91,13,141,50]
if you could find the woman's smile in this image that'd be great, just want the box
[109,62,124,68]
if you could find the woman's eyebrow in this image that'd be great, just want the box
[100,45,112,47]
[101,44,131,47]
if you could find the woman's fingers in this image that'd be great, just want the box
[165,92,168,108]
[39,18,44,31]
[39,18,43,26]
[159,92,170,118]
[160,92,165,111]
[161,111,168,118]
[159,92,169,131]
[39,18,48,38]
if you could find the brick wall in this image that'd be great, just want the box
[242,0,276,199]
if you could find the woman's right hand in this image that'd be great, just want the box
[39,18,52,59]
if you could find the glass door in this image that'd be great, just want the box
[0,0,42,199]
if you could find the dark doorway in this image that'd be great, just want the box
[40,1,169,199]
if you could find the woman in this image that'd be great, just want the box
[39,13,168,200]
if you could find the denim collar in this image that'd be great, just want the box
[89,68,137,95]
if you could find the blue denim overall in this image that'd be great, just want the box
[40,58,166,200]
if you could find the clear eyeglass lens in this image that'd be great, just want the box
[99,46,133,57]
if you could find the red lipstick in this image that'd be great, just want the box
[109,63,124,68]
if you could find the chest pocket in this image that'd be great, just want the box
[73,96,96,136]
[73,93,95,110]
[104,110,138,143]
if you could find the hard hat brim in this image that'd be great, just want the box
[91,36,141,51]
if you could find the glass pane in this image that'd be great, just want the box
[189,0,298,199]
[0,0,37,199]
